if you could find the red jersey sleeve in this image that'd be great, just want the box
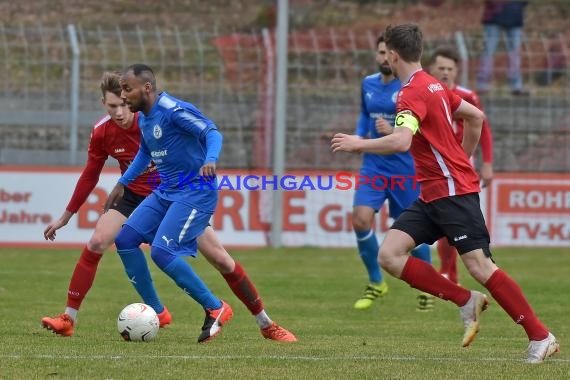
[65,128,108,213]
[463,91,493,163]
[479,118,493,163]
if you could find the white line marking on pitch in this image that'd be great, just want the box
[1,354,568,363]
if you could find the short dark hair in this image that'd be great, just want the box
[384,24,423,63]
[125,63,156,88]
[429,45,460,66]
[376,33,385,46]
[100,71,122,97]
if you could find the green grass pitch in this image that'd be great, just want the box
[0,246,568,379]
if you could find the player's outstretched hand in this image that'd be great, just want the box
[199,162,217,181]
[104,183,125,213]
[44,210,73,241]
[331,133,362,153]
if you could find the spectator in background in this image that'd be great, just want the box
[536,33,567,86]
[476,1,529,95]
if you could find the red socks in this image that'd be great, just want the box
[222,261,264,315]
[437,238,459,284]
[401,256,549,341]
[66,247,102,310]
[400,256,471,306]
[484,269,549,341]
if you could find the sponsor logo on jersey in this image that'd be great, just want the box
[370,112,394,120]
[427,82,444,93]
[151,149,168,158]
[114,147,125,153]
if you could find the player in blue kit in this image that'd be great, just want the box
[352,34,433,311]
[104,63,232,343]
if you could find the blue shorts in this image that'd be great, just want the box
[353,171,420,218]
[124,192,212,257]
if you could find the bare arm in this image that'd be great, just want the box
[480,162,494,187]
[453,99,485,158]
[331,127,413,155]
[44,210,74,241]
[478,117,494,187]
[45,130,107,241]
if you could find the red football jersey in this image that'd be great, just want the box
[66,113,154,213]
[396,70,480,202]
[451,85,493,164]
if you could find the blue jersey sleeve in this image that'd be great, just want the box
[356,113,369,138]
[171,107,217,139]
[118,140,151,186]
[204,129,223,163]
[356,83,370,137]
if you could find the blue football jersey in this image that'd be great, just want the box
[356,73,415,175]
[120,92,220,212]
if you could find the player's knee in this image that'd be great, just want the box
[87,232,113,253]
[378,246,399,273]
[115,225,142,250]
[150,246,176,270]
[378,250,389,270]
[352,215,372,231]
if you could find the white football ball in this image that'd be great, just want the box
[117,303,159,342]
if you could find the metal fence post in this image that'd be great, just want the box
[67,24,80,165]
[262,28,274,169]
[454,31,469,87]
[271,0,289,248]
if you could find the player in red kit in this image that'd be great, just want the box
[332,24,558,363]
[429,45,494,284]
[41,71,296,342]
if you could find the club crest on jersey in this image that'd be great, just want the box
[153,125,162,139]
[392,91,398,103]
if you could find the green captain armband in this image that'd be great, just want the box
[394,111,419,134]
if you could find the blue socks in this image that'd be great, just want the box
[115,225,221,312]
[355,229,381,283]
[116,247,164,314]
[151,246,221,310]
[115,225,164,314]
[411,243,431,264]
